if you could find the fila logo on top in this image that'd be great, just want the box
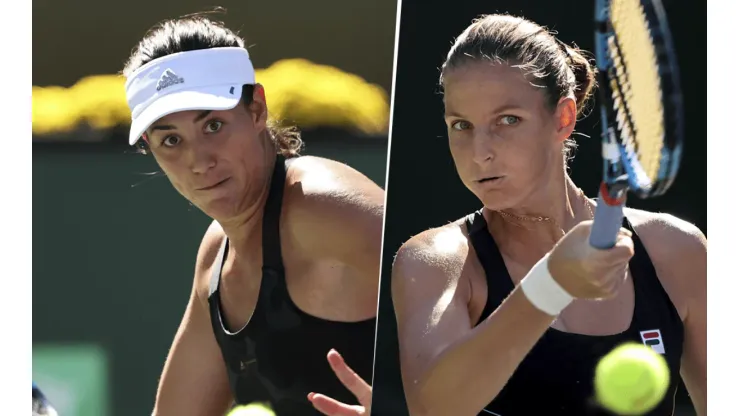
[156,69,185,91]
[640,329,666,354]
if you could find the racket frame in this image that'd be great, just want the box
[589,0,684,249]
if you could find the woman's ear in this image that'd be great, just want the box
[249,83,268,130]
[554,96,577,144]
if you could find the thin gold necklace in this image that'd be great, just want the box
[495,189,594,236]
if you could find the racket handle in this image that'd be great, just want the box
[589,182,627,249]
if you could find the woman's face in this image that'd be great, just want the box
[145,87,271,221]
[443,61,575,211]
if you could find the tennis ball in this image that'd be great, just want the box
[227,403,276,416]
[595,343,670,415]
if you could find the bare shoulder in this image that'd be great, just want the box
[288,154,372,180]
[625,208,706,256]
[391,219,472,297]
[282,156,384,228]
[281,156,385,267]
[285,155,383,204]
[624,208,706,319]
[192,220,227,302]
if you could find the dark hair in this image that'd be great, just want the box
[440,14,597,159]
[123,14,302,157]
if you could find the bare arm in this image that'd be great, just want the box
[287,157,385,282]
[678,230,707,416]
[681,274,707,416]
[273,158,383,415]
[152,223,233,416]
[391,228,555,416]
[642,214,707,415]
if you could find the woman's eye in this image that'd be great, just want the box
[162,136,181,147]
[205,120,223,133]
[450,120,472,131]
[500,115,521,126]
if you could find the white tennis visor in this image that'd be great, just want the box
[124,47,256,145]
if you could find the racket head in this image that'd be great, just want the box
[594,0,684,199]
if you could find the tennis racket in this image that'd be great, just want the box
[589,0,684,249]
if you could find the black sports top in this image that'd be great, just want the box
[207,155,376,415]
[465,210,684,416]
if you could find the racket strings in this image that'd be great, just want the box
[608,0,665,184]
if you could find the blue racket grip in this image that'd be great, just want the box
[589,184,626,249]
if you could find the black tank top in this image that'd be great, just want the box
[465,210,684,416]
[207,155,377,415]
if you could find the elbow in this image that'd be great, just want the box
[406,380,456,416]
[407,374,498,416]
[406,388,434,416]
[403,375,438,416]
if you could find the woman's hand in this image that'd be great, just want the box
[308,349,372,416]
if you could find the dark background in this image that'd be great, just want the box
[371,0,706,414]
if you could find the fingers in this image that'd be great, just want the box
[553,221,635,300]
[326,349,372,406]
[307,393,365,416]
[306,349,373,416]
[591,262,631,299]
[603,263,631,295]
[586,230,635,266]
[611,231,635,259]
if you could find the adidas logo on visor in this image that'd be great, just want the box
[156,69,185,91]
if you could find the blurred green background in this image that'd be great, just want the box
[32,0,395,415]
[33,137,387,416]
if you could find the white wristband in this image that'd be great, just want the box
[520,253,574,316]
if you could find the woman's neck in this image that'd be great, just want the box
[486,172,593,247]
[219,141,278,254]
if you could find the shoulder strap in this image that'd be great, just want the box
[208,237,229,298]
[261,154,291,273]
[622,216,683,327]
[207,155,293,295]
[465,210,515,325]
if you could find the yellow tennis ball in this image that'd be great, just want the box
[227,403,276,416]
[595,343,670,415]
